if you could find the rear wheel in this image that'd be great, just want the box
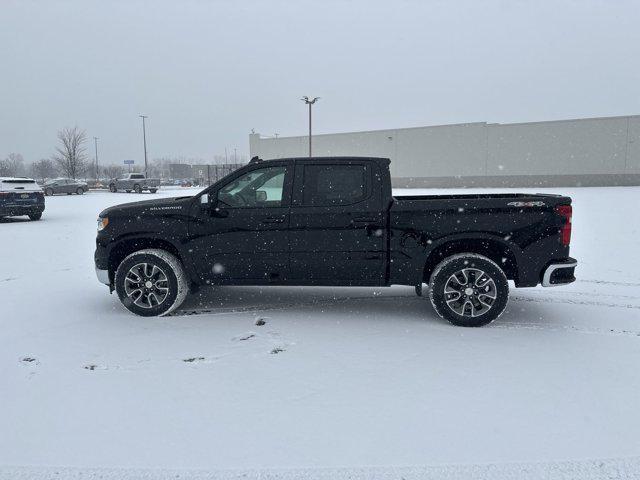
[45,188,54,196]
[429,253,508,327]
[28,212,42,221]
[109,184,117,192]
[114,249,188,317]
[149,188,157,193]
[134,184,142,193]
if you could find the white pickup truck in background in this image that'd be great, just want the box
[108,173,160,193]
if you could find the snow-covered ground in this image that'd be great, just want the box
[1,186,640,479]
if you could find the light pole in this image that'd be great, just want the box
[301,96,319,157]
[93,136,99,181]
[139,115,148,175]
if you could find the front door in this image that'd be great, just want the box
[188,163,293,284]
[288,161,386,285]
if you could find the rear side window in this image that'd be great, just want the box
[302,164,367,206]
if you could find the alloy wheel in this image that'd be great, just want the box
[123,262,170,308]
[443,268,497,317]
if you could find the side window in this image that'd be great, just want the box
[217,166,287,208]
[302,164,367,206]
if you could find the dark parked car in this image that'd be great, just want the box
[43,178,88,196]
[0,177,45,220]
[95,157,576,326]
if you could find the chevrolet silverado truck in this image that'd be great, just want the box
[108,173,159,193]
[0,177,45,220]
[95,157,577,326]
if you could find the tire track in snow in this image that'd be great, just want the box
[173,294,415,317]
[3,456,640,480]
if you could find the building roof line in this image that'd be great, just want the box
[255,114,640,140]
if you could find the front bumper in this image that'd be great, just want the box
[95,266,110,285]
[542,258,577,287]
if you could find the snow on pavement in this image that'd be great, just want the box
[1,186,640,478]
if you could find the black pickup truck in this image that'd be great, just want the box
[95,157,576,327]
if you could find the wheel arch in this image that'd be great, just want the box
[107,236,185,283]
[422,235,520,284]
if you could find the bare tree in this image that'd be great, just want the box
[31,158,58,183]
[53,127,87,179]
[103,164,125,179]
[0,153,25,176]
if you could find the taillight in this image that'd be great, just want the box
[555,205,572,246]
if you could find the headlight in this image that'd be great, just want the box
[97,217,109,231]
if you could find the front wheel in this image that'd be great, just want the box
[114,249,188,317]
[109,184,117,192]
[149,188,157,193]
[429,253,509,327]
[134,184,142,193]
[45,188,54,196]
[76,187,84,195]
[28,212,42,221]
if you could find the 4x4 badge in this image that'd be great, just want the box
[507,201,546,207]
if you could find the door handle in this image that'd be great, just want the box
[262,216,285,224]
[352,217,376,224]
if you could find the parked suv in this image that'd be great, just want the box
[0,177,45,220]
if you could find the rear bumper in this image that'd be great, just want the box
[95,266,110,285]
[0,203,45,216]
[542,258,577,287]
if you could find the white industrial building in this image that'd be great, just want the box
[249,114,640,187]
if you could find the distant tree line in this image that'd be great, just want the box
[2,126,249,182]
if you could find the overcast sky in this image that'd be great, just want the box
[1,0,639,165]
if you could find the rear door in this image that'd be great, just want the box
[63,179,74,193]
[289,160,386,285]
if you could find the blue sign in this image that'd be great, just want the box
[123,160,135,165]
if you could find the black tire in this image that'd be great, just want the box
[28,212,42,221]
[125,189,131,193]
[109,184,117,192]
[134,184,142,193]
[45,188,54,196]
[114,248,188,317]
[149,188,157,194]
[429,253,508,327]
[76,187,84,195]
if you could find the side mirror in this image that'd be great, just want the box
[256,190,267,203]
[201,193,228,217]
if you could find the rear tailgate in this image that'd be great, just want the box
[0,179,44,206]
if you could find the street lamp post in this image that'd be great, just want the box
[301,96,319,157]
[93,136,99,181]
[140,115,149,176]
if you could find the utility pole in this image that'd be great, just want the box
[139,115,148,176]
[301,96,319,157]
[93,136,99,181]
